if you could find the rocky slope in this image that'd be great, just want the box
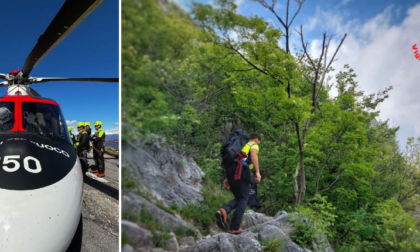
[121,138,334,252]
[123,138,204,206]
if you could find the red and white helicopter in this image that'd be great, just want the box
[0,0,118,251]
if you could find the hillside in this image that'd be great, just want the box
[121,137,334,252]
[121,0,420,251]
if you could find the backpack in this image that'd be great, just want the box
[220,129,249,163]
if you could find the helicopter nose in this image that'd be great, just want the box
[0,137,78,191]
[0,157,83,251]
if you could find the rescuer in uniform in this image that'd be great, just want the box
[216,133,262,235]
[84,121,92,168]
[85,121,92,136]
[75,122,90,174]
[68,126,76,146]
[91,121,106,177]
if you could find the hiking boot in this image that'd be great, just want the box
[215,208,227,231]
[97,173,105,177]
[228,229,244,235]
[90,169,99,174]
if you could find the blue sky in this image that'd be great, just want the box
[0,0,119,135]
[174,0,420,147]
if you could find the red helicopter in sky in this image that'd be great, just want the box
[0,0,118,251]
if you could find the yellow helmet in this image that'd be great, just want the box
[85,122,91,126]
[94,121,103,126]
[77,122,85,128]
[68,126,72,131]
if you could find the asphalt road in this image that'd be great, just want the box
[80,153,120,252]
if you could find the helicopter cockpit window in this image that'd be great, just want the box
[22,102,71,143]
[0,102,15,132]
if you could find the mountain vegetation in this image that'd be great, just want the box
[122,0,420,250]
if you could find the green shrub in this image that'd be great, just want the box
[180,181,232,233]
[261,237,285,252]
[174,225,198,238]
[290,195,336,249]
[156,202,178,215]
[152,231,172,247]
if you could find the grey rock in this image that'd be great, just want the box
[152,249,172,252]
[123,138,205,207]
[137,248,172,252]
[179,246,200,252]
[218,233,236,252]
[164,235,179,252]
[196,233,202,241]
[281,239,312,252]
[274,210,288,219]
[197,237,219,252]
[122,193,199,234]
[258,224,285,241]
[209,229,218,236]
[234,232,262,252]
[183,231,262,252]
[313,233,334,252]
[179,237,195,247]
[256,224,313,252]
[274,212,294,236]
[122,244,134,252]
[121,220,153,249]
[242,210,274,230]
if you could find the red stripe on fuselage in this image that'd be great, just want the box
[0,95,60,132]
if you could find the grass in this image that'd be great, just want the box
[174,225,198,238]
[156,202,178,215]
[179,180,232,234]
[123,206,198,249]
[153,231,173,247]
[260,237,285,252]
[105,147,119,158]
[121,167,142,195]
[121,232,131,247]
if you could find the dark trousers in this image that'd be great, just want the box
[77,151,88,174]
[221,161,251,230]
[93,148,105,174]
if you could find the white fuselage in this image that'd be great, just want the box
[0,158,83,251]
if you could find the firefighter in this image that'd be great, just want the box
[91,121,106,177]
[84,121,92,168]
[75,122,90,174]
[85,122,92,136]
[68,126,76,146]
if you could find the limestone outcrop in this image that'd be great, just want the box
[123,138,204,207]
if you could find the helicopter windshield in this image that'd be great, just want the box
[0,102,15,132]
[22,102,71,143]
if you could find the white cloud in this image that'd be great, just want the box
[235,0,244,8]
[303,3,420,145]
[114,122,119,126]
[66,120,78,127]
[105,127,120,135]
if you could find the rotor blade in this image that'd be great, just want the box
[0,81,8,87]
[28,87,42,97]
[30,77,119,83]
[0,74,5,80]
[22,0,105,77]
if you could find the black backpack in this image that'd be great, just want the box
[220,129,249,163]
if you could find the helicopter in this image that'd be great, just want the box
[0,0,118,251]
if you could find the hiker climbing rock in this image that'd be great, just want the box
[216,131,262,234]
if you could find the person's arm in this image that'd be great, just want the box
[250,148,261,182]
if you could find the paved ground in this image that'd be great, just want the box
[80,153,120,252]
